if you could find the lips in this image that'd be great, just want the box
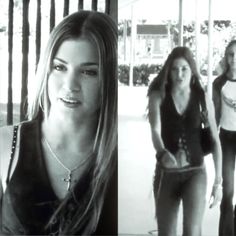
[60,97,80,104]
[58,96,82,107]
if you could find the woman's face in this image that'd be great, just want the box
[47,38,101,121]
[170,57,192,89]
[226,43,236,71]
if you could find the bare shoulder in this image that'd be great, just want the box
[0,125,14,157]
[0,125,14,171]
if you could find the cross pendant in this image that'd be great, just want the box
[63,172,72,191]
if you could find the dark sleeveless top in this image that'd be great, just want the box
[160,89,204,167]
[1,120,117,235]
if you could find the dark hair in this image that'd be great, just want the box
[147,46,204,99]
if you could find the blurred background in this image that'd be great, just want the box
[118,0,236,235]
[118,0,236,88]
[0,0,116,126]
[0,1,236,235]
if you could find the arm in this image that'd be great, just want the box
[205,94,222,207]
[148,91,177,168]
[212,79,222,127]
[148,92,164,152]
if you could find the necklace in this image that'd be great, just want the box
[222,94,236,112]
[42,136,93,191]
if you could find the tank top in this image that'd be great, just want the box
[220,80,236,131]
[1,120,117,235]
[160,89,204,167]
[1,121,61,234]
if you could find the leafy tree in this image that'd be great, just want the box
[118,20,131,37]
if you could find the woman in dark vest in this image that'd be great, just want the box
[213,39,236,236]
[0,11,117,235]
[147,46,222,236]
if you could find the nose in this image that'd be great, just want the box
[177,69,183,78]
[63,70,81,92]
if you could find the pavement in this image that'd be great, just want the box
[118,86,235,236]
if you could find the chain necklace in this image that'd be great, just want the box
[42,136,93,191]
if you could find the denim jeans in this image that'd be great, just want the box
[154,166,207,236]
[219,129,236,236]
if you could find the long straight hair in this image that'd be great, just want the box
[147,46,204,100]
[28,11,117,234]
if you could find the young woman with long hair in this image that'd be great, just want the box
[213,39,236,236]
[0,10,117,235]
[148,46,222,236]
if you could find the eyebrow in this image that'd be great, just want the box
[54,57,98,66]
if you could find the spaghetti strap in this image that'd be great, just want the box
[6,125,19,185]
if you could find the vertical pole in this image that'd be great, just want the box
[63,0,69,17]
[129,5,136,86]
[123,20,127,62]
[50,0,55,32]
[91,0,98,11]
[195,0,201,72]
[7,0,14,125]
[20,0,30,121]
[36,0,41,68]
[178,0,183,46]
[207,0,213,94]
[167,21,172,51]
[106,0,117,24]
[78,0,83,10]
[105,0,110,14]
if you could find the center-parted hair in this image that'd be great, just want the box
[147,46,204,100]
[28,11,117,235]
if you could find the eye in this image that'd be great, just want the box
[52,63,67,72]
[183,66,190,72]
[81,69,98,76]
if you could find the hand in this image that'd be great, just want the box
[161,151,178,168]
[209,183,222,208]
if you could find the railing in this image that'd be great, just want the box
[2,0,117,125]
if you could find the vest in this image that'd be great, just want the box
[160,89,204,167]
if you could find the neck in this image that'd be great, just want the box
[41,115,98,154]
[172,85,191,95]
[227,69,236,80]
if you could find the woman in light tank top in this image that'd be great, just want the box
[213,39,236,236]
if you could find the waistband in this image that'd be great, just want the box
[156,163,205,173]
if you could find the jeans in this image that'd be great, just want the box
[219,129,236,236]
[154,166,207,236]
